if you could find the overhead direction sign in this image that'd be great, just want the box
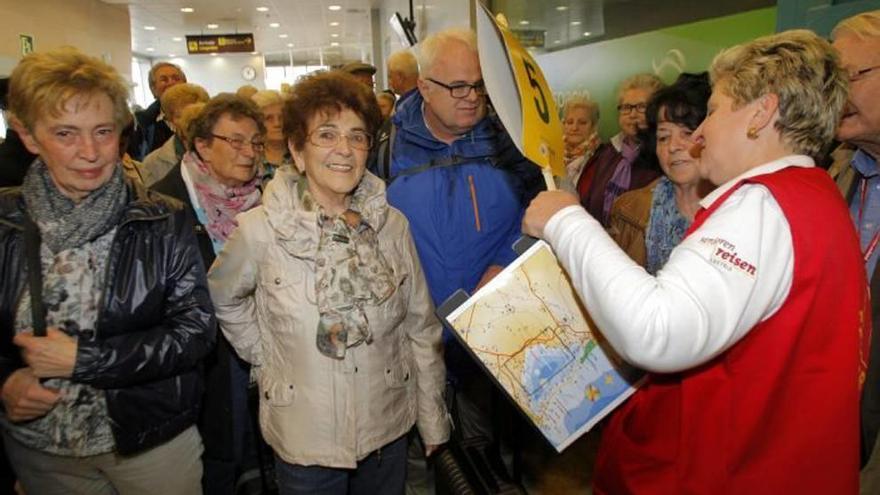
[186,34,255,54]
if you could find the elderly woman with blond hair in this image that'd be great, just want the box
[0,48,214,494]
[208,71,449,495]
[524,30,864,493]
[251,89,292,177]
[580,73,664,226]
[560,93,601,192]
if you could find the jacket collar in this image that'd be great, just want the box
[261,167,388,260]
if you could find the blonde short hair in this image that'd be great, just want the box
[832,10,880,40]
[387,49,419,78]
[176,102,205,149]
[236,84,259,100]
[710,29,848,157]
[562,94,600,126]
[8,47,129,131]
[617,73,663,103]
[418,28,477,77]
[160,83,209,121]
[251,89,284,110]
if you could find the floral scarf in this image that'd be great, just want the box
[296,178,397,359]
[182,150,262,251]
[564,133,600,184]
[645,177,691,274]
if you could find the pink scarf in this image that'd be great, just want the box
[182,151,263,246]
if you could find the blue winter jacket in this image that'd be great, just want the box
[386,92,524,338]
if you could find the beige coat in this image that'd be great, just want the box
[208,169,449,468]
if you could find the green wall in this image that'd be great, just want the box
[536,7,778,140]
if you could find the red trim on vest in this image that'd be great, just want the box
[593,166,866,495]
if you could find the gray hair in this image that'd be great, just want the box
[617,73,664,103]
[148,62,186,92]
[417,28,477,77]
[561,93,600,126]
[387,49,419,78]
[251,89,284,110]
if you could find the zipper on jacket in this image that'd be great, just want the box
[467,174,481,232]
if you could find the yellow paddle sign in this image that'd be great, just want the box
[476,4,565,180]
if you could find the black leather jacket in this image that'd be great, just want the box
[0,180,216,455]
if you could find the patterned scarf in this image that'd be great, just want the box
[22,160,128,254]
[182,150,262,247]
[644,177,691,275]
[564,133,600,184]
[297,178,396,359]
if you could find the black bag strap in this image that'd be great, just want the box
[22,214,47,337]
[389,154,496,184]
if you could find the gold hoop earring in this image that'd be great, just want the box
[746,127,759,140]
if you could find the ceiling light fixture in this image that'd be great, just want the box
[571,21,581,26]
[180,7,194,13]
[207,23,219,29]
[583,31,592,37]
[519,20,530,25]
[256,6,269,12]
[269,22,280,28]
[146,47,155,52]
[172,37,183,42]
[330,42,339,47]
[287,43,294,47]
[330,33,339,38]
[211,53,218,57]
[279,34,288,38]
[328,5,342,11]
[169,53,176,57]
[556,6,568,11]
[329,21,340,26]
[144,25,156,30]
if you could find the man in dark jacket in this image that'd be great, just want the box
[128,62,187,160]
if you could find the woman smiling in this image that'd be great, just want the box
[208,71,449,495]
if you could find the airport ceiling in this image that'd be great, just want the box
[107,0,775,66]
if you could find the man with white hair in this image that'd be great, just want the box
[386,49,419,97]
[129,62,187,160]
[385,27,541,444]
[832,11,880,494]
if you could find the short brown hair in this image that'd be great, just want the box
[8,47,129,131]
[283,71,381,151]
[186,93,266,150]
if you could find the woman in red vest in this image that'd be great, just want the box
[523,30,866,494]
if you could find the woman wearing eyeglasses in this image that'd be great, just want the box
[151,93,269,494]
[578,73,664,226]
[208,71,449,495]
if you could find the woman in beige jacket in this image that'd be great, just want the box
[207,71,449,495]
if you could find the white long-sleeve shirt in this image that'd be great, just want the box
[543,156,814,372]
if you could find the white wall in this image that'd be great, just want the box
[147,54,266,103]
[0,0,130,79]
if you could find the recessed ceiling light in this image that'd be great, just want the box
[329,21,340,27]
[169,53,176,57]
[180,7,194,13]
[330,42,339,47]
[211,53,218,57]
[553,40,561,44]
[207,23,219,29]
[571,21,581,26]
[279,34,288,38]
[146,47,155,52]
[172,37,183,42]
[144,25,156,30]
[519,20,529,25]
[328,5,342,11]
[330,33,339,38]
[256,6,269,12]
[556,5,568,11]
[269,22,280,28]
[583,31,592,37]
[287,43,294,47]
[252,51,259,55]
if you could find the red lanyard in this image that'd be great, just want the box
[858,178,880,262]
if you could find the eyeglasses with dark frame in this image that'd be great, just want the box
[617,103,648,114]
[426,78,487,99]
[848,64,880,82]
[307,127,373,151]
[211,134,266,152]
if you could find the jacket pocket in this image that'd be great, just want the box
[260,375,296,407]
[384,360,412,388]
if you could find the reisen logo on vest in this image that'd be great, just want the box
[699,237,757,277]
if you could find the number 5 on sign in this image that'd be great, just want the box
[476,4,565,186]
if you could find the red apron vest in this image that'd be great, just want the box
[593,166,868,494]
